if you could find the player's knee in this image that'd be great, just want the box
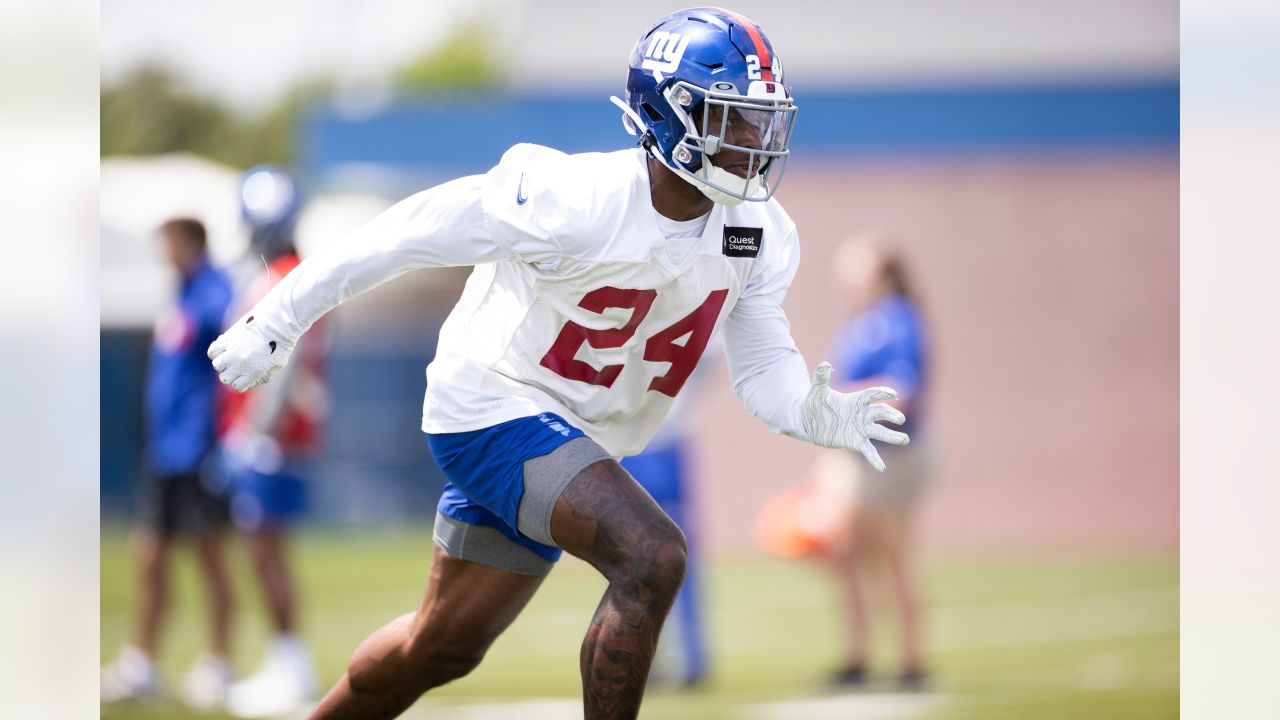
[346,647,392,694]
[622,525,687,600]
[398,627,488,684]
[654,531,688,592]
[389,634,487,692]
[346,641,483,698]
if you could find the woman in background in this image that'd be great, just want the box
[820,234,933,690]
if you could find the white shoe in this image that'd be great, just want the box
[100,646,160,704]
[181,654,233,710]
[227,636,317,718]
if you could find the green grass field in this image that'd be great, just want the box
[101,526,1177,719]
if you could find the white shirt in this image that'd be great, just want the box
[250,144,812,457]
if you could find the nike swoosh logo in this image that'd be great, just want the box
[516,173,528,205]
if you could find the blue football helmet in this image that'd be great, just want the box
[612,7,796,205]
[239,165,301,259]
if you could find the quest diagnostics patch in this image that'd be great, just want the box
[722,226,763,258]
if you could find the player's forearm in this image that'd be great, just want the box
[722,295,811,439]
[247,175,501,345]
[246,232,416,343]
[731,349,811,439]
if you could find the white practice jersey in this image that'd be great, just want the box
[249,144,813,458]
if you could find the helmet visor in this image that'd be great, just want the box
[703,102,792,154]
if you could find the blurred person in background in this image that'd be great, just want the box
[101,218,237,709]
[819,235,933,690]
[207,9,908,719]
[619,357,715,689]
[216,165,326,717]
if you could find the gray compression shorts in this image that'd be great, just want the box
[432,436,612,576]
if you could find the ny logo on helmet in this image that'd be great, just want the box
[642,31,690,77]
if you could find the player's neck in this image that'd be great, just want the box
[646,155,714,222]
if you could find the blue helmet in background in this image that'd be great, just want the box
[239,165,301,260]
[612,7,797,205]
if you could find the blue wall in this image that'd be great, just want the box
[101,330,149,515]
[300,77,1179,179]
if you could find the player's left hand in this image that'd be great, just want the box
[208,313,294,392]
[801,361,910,472]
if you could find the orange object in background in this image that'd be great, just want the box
[755,487,819,558]
[755,450,860,558]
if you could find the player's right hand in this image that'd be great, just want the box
[207,313,293,392]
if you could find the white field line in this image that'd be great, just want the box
[739,693,950,720]
[401,693,950,720]
[403,697,581,719]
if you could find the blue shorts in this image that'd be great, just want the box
[427,413,593,564]
[213,451,308,531]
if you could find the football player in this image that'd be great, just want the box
[209,8,908,719]
[217,166,324,717]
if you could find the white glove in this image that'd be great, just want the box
[801,361,910,472]
[207,313,294,392]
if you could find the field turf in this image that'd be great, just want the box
[101,526,1177,719]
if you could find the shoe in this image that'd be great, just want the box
[100,646,160,704]
[227,636,317,718]
[827,663,868,689]
[181,654,233,710]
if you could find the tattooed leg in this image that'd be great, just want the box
[550,460,688,720]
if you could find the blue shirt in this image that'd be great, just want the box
[145,260,233,474]
[830,295,928,434]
